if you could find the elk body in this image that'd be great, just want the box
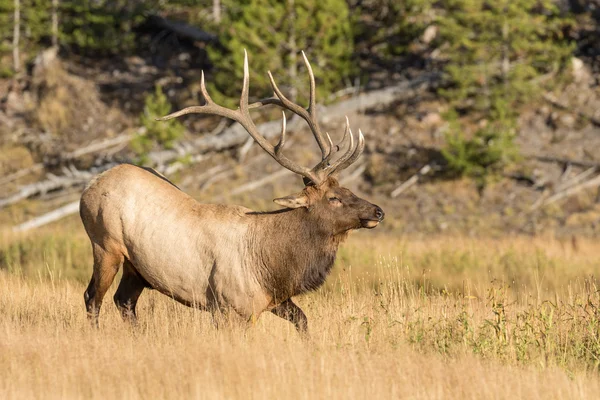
[80,51,384,334]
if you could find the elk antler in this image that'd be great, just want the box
[157,50,364,186]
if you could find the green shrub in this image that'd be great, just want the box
[131,85,185,161]
[441,109,519,187]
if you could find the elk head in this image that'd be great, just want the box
[158,50,384,233]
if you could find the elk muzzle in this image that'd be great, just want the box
[360,205,385,229]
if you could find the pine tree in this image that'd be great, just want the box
[438,0,573,115]
[436,0,574,183]
[59,0,153,55]
[132,85,185,161]
[22,0,51,53]
[353,0,434,59]
[209,0,354,105]
[0,0,51,76]
[0,1,12,63]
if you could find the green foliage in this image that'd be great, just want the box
[442,110,520,187]
[0,0,159,58]
[435,0,574,184]
[441,107,520,175]
[209,0,354,105]
[0,0,50,70]
[22,0,50,48]
[0,0,13,56]
[353,0,434,57]
[437,0,574,113]
[158,0,216,27]
[401,280,600,370]
[131,85,185,161]
[59,0,154,55]
[0,230,91,282]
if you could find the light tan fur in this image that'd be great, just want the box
[81,52,384,334]
[80,164,383,333]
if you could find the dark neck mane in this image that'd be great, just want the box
[248,208,347,301]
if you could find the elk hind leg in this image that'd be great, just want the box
[84,244,123,327]
[114,259,147,324]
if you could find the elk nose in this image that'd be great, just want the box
[375,206,385,221]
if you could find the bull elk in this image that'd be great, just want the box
[80,51,384,335]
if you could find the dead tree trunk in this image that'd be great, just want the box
[213,0,221,23]
[51,0,59,47]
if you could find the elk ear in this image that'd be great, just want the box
[302,177,315,187]
[273,193,310,209]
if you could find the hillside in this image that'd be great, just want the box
[1,1,600,237]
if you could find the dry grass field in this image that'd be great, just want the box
[1,223,600,399]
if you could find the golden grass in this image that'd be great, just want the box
[1,226,600,398]
[2,271,600,399]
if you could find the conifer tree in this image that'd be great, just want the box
[209,0,354,104]
[438,0,573,115]
[436,0,574,184]
[59,0,151,55]
[132,85,185,161]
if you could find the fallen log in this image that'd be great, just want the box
[390,164,432,198]
[0,165,113,209]
[1,131,136,189]
[530,173,600,211]
[13,201,80,232]
[555,167,598,193]
[0,164,44,186]
[228,169,293,197]
[65,132,134,159]
[526,154,600,169]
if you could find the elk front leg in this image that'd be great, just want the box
[271,298,308,336]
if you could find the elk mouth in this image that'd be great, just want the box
[360,219,380,229]
[360,206,384,228]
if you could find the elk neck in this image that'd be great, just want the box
[247,207,348,301]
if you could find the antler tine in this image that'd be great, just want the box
[267,71,306,118]
[302,50,316,111]
[157,70,239,122]
[337,117,351,152]
[275,111,287,155]
[158,50,320,185]
[318,116,365,177]
[325,132,333,152]
[311,117,350,174]
[200,71,213,104]
[328,129,365,176]
[301,52,316,117]
[267,58,330,158]
[302,51,332,158]
[240,50,250,113]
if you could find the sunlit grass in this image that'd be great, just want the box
[1,226,600,398]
